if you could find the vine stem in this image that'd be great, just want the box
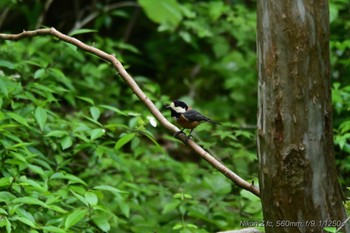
[0,27,260,197]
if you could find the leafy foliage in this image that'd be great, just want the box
[0,34,259,233]
[330,0,350,199]
[0,0,349,232]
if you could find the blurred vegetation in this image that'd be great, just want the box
[0,0,349,232]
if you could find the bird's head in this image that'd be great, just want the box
[166,100,188,114]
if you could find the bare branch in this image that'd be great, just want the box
[0,28,260,197]
[69,2,140,34]
[0,6,11,29]
[35,0,54,29]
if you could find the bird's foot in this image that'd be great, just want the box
[184,134,193,145]
[173,130,185,137]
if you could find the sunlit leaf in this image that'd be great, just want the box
[77,96,95,105]
[16,216,36,228]
[89,106,100,121]
[138,0,182,27]
[12,196,47,207]
[0,60,15,69]
[51,172,87,186]
[41,226,66,233]
[60,136,73,150]
[70,189,89,207]
[90,128,105,141]
[162,200,180,214]
[46,130,68,138]
[64,209,87,230]
[34,107,47,131]
[7,112,29,127]
[93,185,127,194]
[0,177,13,187]
[114,133,136,150]
[84,191,98,206]
[99,104,127,116]
[34,68,46,79]
[92,215,111,232]
[69,28,97,36]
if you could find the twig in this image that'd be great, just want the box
[69,1,139,34]
[0,7,10,30]
[0,28,260,197]
[122,7,140,43]
[35,0,54,29]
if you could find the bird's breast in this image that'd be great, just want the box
[177,115,200,129]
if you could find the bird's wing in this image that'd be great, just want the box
[183,110,219,124]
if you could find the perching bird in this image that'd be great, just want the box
[166,100,220,140]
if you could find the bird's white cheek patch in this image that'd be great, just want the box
[169,102,186,113]
[173,106,186,113]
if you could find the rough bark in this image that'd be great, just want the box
[257,0,349,232]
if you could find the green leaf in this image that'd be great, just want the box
[119,201,130,218]
[16,216,37,228]
[329,4,339,23]
[84,191,98,206]
[10,151,27,162]
[64,43,78,53]
[0,111,5,121]
[114,133,136,150]
[46,205,68,214]
[64,209,87,230]
[162,200,180,214]
[138,0,182,27]
[19,177,47,192]
[0,191,16,203]
[204,173,232,195]
[172,224,183,230]
[141,130,163,151]
[41,226,66,233]
[208,1,226,20]
[99,105,127,116]
[0,60,15,69]
[70,189,89,206]
[12,196,47,207]
[69,28,97,36]
[0,216,11,233]
[0,177,13,187]
[0,208,7,215]
[51,172,87,186]
[77,96,95,105]
[89,106,100,121]
[90,128,105,141]
[93,185,127,195]
[34,107,47,131]
[45,130,68,138]
[27,164,45,177]
[34,68,46,79]
[92,215,111,232]
[7,112,29,127]
[186,223,198,229]
[323,227,337,233]
[5,217,11,233]
[49,68,73,90]
[16,207,35,225]
[60,136,73,150]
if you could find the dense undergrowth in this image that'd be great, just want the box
[0,0,349,232]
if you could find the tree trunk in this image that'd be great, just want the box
[256,0,349,232]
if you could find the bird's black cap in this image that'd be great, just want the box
[173,100,188,110]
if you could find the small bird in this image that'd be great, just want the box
[166,100,220,141]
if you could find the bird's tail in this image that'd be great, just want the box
[206,118,221,125]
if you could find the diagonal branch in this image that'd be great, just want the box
[0,28,260,197]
